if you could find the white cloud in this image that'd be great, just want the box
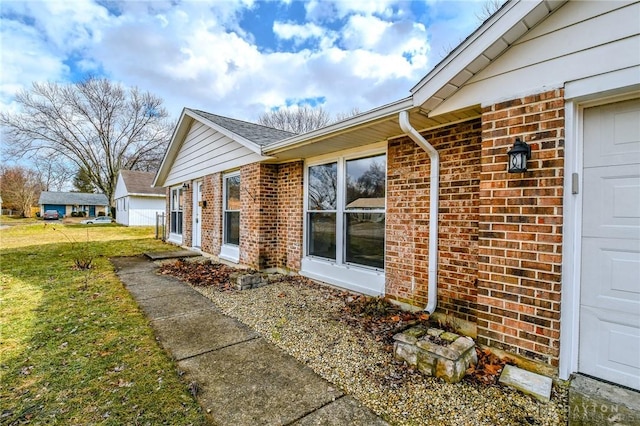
[273,21,326,44]
[305,0,398,21]
[0,0,487,124]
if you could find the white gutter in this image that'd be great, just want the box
[398,111,439,314]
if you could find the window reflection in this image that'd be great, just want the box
[224,174,240,246]
[346,155,386,209]
[308,212,336,260]
[308,163,337,210]
[345,213,385,269]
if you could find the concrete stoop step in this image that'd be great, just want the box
[568,374,640,425]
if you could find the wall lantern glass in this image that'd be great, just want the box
[182,182,190,190]
[507,137,531,173]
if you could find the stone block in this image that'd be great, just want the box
[440,331,460,342]
[394,341,420,366]
[232,273,269,290]
[499,364,552,402]
[393,326,477,383]
[427,328,444,337]
[435,357,467,384]
[416,349,437,376]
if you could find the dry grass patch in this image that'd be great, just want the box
[0,224,207,425]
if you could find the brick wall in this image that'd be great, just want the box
[477,88,564,369]
[236,162,305,270]
[276,161,304,271]
[183,183,192,247]
[240,163,279,269]
[386,119,482,323]
[201,173,222,255]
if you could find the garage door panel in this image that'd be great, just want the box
[584,98,640,168]
[581,238,640,313]
[580,97,640,391]
[579,306,640,390]
[582,165,640,239]
[44,204,66,217]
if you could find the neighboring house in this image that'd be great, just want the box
[114,170,166,226]
[39,192,109,218]
[154,0,640,393]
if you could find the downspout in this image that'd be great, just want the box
[398,111,439,314]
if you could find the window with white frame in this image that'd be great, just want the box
[223,173,240,246]
[170,187,184,235]
[306,153,386,270]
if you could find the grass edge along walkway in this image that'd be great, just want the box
[1,223,208,425]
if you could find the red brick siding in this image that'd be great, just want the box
[477,89,564,368]
[183,183,192,247]
[277,161,304,271]
[386,119,482,323]
[201,173,222,255]
[240,163,279,269]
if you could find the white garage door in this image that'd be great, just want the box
[579,98,640,390]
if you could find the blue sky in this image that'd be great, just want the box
[0,0,492,122]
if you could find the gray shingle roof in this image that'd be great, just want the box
[120,170,165,196]
[39,192,109,206]
[189,109,295,147]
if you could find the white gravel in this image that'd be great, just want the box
[189,274,568,426]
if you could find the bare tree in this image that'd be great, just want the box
[334,107,361,123]
[257,105,332,134]
[0,77,174,204]
[476,0,505,23]
[34,156,73,191]
[440,0,506,59]
[0,166,41,217]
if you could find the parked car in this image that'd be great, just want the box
[80,216,114,225]
[43,210,60,220]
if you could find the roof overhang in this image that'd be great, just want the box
[263,98,481,161]
[411,0,567,113]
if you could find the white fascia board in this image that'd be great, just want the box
[186,109,263,156]
[411,0,566,109]
[153,107,192,188]
[126,193,166,198]
[264,97,413,154]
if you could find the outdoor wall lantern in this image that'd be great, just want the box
[507,137,531,173]
[182,182,190,190]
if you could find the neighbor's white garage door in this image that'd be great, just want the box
[579,97,640,390]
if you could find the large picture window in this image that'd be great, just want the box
[224,173,240,246]
[306,153,386,270]
[170,187,184,235]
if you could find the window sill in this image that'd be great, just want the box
[300,257,385,296]
[167,234,183,245]
[219,244,239,263]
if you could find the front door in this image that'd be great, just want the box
[193,181,202,249]
[579,98,640,390]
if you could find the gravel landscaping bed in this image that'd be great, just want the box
[162,260,568,425]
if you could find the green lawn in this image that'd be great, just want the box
[0,223,207,425]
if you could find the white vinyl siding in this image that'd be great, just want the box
[164,121,264,187]
[120,196,165,227]
[433,1,640,116]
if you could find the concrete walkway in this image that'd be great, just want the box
[111,255,388,426]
